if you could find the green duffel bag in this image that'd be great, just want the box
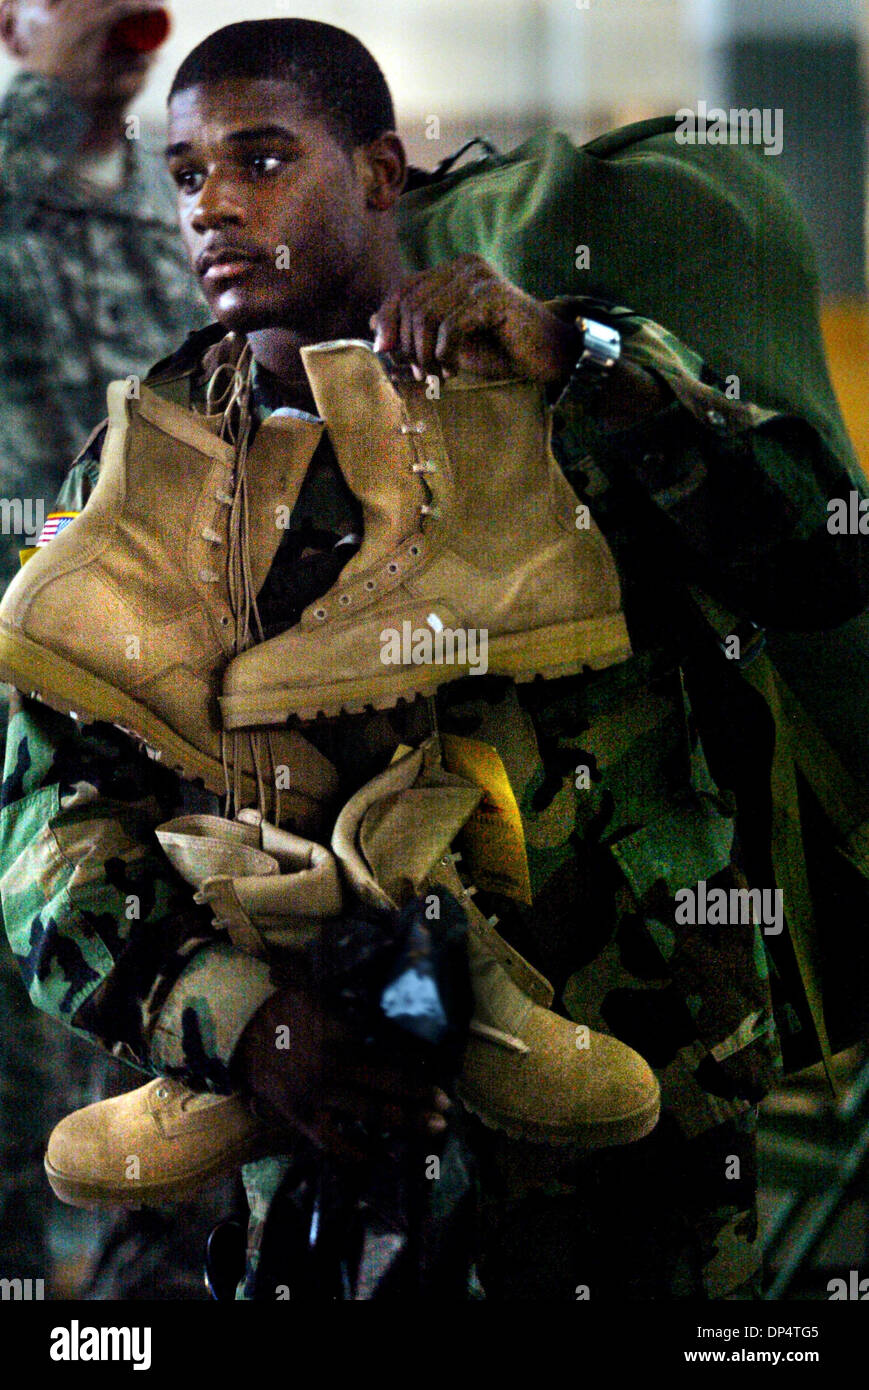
[398,120,869,1086]
[398,117,858,481]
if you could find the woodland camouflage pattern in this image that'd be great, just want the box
[1,302,865,1299]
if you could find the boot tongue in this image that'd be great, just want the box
[358,784,481,904]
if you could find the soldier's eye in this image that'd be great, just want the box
[172,168,204,193]
[248,155,283,177]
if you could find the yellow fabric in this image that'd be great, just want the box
[441,733,533,907]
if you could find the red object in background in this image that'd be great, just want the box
[107,8,171,55]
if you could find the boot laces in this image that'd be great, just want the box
[468,1020,530,1053]
[205,346,281,826]
[398,414,440,524]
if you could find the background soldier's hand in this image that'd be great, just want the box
[371,253,581,384]
[0,0,161,113]
[231,983,451,1163]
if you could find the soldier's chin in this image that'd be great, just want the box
[210,284,306,335]
[209,284,276,333]
[103,60,152,102]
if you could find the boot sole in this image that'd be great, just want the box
[221,614,632,725]
[0,627,246,798]
[457,1082,661,1148]
[43,1132,284,1209]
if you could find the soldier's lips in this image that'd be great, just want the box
[202,259,260,284]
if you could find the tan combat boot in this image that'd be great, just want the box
[155,807,344,956]
[221,339,631,726]
[0,376,326,814]
[44,813,345,1208]
[331,738,660,1147]
[43,1078,280,1209]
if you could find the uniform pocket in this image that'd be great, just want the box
[0,783,115,1018]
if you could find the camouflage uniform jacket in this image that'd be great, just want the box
[0,72,210,586]
[0,301,865,1298]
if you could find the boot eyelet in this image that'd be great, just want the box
[156,1085,169,1101]
[364,580,376,591]
[387,562,399,575]
[313,607,328,620]
[220,616,230,627]
[339,594,351,607]
[408,544,421,557]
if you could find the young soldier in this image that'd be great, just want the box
[0,19,864,1299]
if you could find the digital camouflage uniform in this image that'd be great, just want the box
[0,72,210,587]
[0,70,210,1290]
[1,289,864,1300]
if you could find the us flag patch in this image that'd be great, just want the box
[36,511,79,546]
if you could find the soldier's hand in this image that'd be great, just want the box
[231,984,451,1163]
[370,253,581,385]
[1,0,161,113]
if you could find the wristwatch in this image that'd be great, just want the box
[565,316,622,405]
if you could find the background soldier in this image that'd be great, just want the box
[0,0,213,1297]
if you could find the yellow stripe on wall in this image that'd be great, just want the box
[820,299,869,480]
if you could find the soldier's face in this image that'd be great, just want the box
[166,79,373,334]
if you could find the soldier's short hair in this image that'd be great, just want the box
[168,20,396,153]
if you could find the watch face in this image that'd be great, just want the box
[581,319,622,370]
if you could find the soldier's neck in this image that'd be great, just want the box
[79,108,128,159]
[247,247,404,395]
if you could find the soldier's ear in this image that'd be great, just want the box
[355,133,407,212]
[0,1,25,59]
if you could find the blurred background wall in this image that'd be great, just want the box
[2,0,864,282]
[3,0,865,466]
[6,1,707,160]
